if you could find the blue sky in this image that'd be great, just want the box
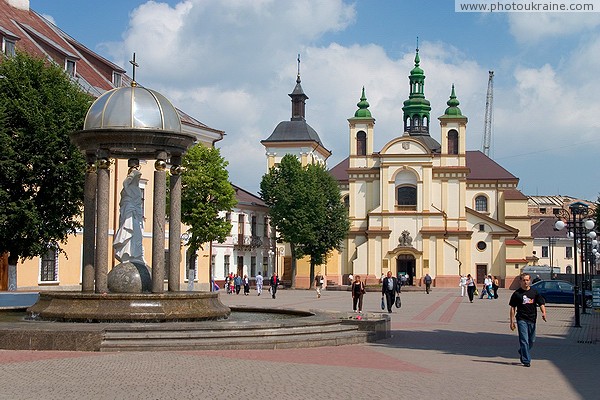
[30,0,600,201]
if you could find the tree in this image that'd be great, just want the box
[303,163,349,288]
[0,53,92,289]
[179,144,236,255]
[260,155,349,288]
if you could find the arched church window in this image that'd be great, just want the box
[397,186,417,206]
[343,195,349,209]
[413,116,420,127]
[356,131,366,156]
[448,129,459,154]
[395,170,418,207]
[475,195,488,212]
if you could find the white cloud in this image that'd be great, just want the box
[508,13,600,42]
[97,0,600,199]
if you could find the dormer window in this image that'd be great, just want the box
[2,37,16,57]
[65,59,76,76]
[113,72,122,87]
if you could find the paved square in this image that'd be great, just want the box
[0,288,597,400]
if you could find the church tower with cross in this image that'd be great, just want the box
[261,56,331,170]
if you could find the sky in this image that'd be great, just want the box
[29,0,600,201]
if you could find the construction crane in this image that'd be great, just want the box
[482,70,494,157]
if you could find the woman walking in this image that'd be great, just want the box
[351,275,365,313]
[466,274,476,303]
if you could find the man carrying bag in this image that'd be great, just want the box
[381,271,400,313]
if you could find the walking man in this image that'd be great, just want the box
[255,271,263,296]
[315,271,324,298]
[270,273,280,299]
[424,273,432,294]
[509,273,547,367]
[381,271,400,313]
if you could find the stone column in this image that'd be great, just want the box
[168,155,183,292]
[152,153,167,293]
[95,152,110,293]
[82,154,97,292]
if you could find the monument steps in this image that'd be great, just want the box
[100,321,369,351]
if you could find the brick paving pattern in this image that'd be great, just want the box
[0,288,598,399]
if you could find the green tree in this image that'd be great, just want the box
[180,144,236,255]
[0,53,92,288]
[260,155,349,288]
[303,163,349,288]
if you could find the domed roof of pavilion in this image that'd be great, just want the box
[72,85,194,159]
[84,86,181,132]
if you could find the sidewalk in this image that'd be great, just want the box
[0,288,597,400]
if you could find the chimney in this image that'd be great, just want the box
[7,0,29,10]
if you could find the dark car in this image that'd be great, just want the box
[531,280,592,307]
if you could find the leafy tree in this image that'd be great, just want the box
[179,144,236,255]
[303,163,349,288]
[0,53,92,287]
[260,154,349,288]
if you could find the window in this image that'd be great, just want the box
[186,248,196,270]
[397,186,417,206]
[479,224,485,232]
[211,255,215,274]
[251,256,256,277]
[476,241,487,251]
[262,256,268,275]
[226,212,231,222]
[2,38,16,57]
[475,195,488,212]
[40,248,58,282]
[541,246,548,258]
[447,129,458,154]
[539,208,546,214]
[566,246,573,259]
[356,131,366,156]
[251,215,257,237]
[224,255,230,276]
[113,72,122,87]
[395,170,417,207]
[65,59,76,77]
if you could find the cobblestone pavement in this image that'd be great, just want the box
[0,287,598,400]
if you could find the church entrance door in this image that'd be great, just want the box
[397,254,416,285]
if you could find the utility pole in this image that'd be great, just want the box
[482,71,494,157]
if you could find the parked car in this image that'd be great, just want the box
[531,280,592,307]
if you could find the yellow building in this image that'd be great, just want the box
[327,50,534,288]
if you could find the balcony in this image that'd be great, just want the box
[233,235,263,250]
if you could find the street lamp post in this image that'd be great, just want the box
[555,202,595,328]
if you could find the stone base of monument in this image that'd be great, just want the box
[107,261,152,293]
[27,291,230,322]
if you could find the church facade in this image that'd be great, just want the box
[328,49,534,288]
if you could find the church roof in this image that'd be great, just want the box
[330,151,518,183]
[328,157,349,183]
[262,120,325,145]
[465,151,518,181]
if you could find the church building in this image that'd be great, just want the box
[328,48,534,288]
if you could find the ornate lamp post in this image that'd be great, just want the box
[554,202,595,327]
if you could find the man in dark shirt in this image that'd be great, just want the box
[381,271,400,313]
[509,273,547,367]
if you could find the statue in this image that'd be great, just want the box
[398,230,413,247]
[113,168,145,263]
